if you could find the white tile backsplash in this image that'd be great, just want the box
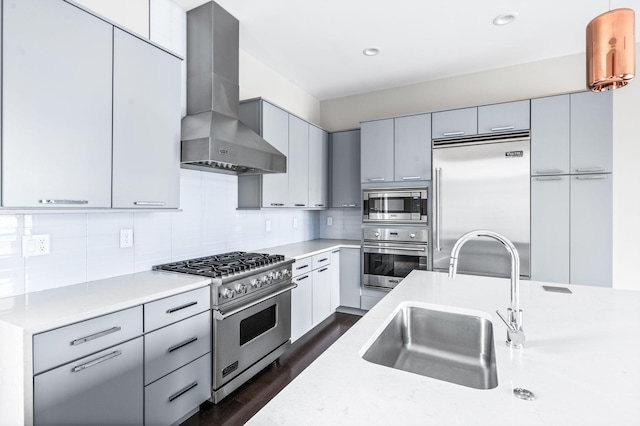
[318,209,362,240]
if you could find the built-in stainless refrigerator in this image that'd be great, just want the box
[432,132,531,278]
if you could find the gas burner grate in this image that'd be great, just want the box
[153,251,286,278]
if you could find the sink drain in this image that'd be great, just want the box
[513,388,536,401]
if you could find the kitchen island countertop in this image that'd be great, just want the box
[247,271,640,425]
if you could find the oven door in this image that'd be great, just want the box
[212,289,291,390]
[363,190,427,223]
[362,242,428,290]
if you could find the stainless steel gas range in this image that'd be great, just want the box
[154,251,295,403]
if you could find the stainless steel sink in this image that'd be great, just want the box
[361,303,498,389]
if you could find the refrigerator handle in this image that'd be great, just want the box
[434,167,442,252]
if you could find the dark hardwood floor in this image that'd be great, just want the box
[182,312,361,426]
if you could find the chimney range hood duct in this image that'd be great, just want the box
[181,1,286,175]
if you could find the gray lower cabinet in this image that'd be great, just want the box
[2,0,113,208]
[309,125,329,208]
[289,115,310,207]
[330,129,361,208]
[478,100,530,134]
[339,248,361,309]
[394,114,431,182]
[432,107,477,139]
[531,95,571,175]
[112,28,181,209]
[570,91,613,174]
[34,337,144,426]
[361,119,394,183]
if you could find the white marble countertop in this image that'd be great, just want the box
[257,239,361,260]
[248,271,640,425]
[0,271,211,335]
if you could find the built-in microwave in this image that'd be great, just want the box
[363,188,427,224]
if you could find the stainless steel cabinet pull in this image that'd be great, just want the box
[490,126,515,132]
[434,167,442,252]
[341,204,357,207]
[443,131,464,136]
[401,176,422,180]
[270,203,285,206]
[575,167,606,173]
[39,199,88,205]
[576,175,608,180]
[166,301,197,314]
[214,283,297,320]
[297,275,309,281]
[134,201,166,206]
[318,267,328,273]
[318,258,328,262]
[315,204,324,207]
[535,169,563,174]
[168,337,198,353]
[294,203,306,207]
[295,264,309,270]
[72,350,122,373]
[368,178,385,182]
[70,326,121,346]
[363,245,426,252]
[168,381,198,402]
[535,176,563,181]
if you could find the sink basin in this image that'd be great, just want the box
[361,302,498,389]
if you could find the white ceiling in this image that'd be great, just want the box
[172,0,640,101]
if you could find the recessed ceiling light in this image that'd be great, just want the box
[363,47,380,56]
[493,12,518,26]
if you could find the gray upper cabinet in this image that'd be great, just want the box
[570,91,612,174]
[309,126,329,208]
[361,119,394,183]
[2,0,113,208]
[331,129,361,208]
[394,114,431,182]
[431,107,477,139]
[478,100,530,134]
[289,115,310,207]
[112,29,181,209]
[531,95,571,175]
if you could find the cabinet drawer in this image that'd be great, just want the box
[34,337,143,426]
[145,353,211,426]
[33,306,142,374]
[144,286,210,332]
[312,252,331,270]
[292,256,312,277]
[432,107,477,139]
[478,100,530,134]
[145,311,211,385]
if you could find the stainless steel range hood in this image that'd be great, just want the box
[181,1,286,175]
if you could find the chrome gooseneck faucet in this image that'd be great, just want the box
[448,230,525,349]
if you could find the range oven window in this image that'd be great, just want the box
[239,304,277,346]
[364,252,426,278]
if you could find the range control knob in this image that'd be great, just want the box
[264,274,273,285]
[410,233,416,239]
[275,270,284,280]
[235,283,248,294]
[253,278,264,288]
[374,232,380,238]
[221,288,236,299]
[283,269,292,277]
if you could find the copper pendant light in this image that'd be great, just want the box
[586,8,635,91]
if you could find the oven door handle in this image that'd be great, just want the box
[363,245,427,252]
[213,283,298,320]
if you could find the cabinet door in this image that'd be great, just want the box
[531,95,570,175]
[570,91,612,174]
[330,249,341,311]
[309,126,329,208]
[34,337,143,426]
[394,114,431,181]
[261,102,290,207]
[288,115,310,207]
[2,0,113,208]
[570,174,612,287]
[291,273,313,341]
[478,100,530,134]
[331,130,361,208]
[531,176,570,283]
[312,265,332,326]
[431,107,477,139]
[112,29,181,208]
[361,119,394,183]
[339,248,361,309]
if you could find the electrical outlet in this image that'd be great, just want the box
[327,216,333,226]
[120,229,134,248]
[293,217,298,229]
[265,220,271,232]
[23,234,50,257]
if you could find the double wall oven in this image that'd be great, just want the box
[362,187,430,291]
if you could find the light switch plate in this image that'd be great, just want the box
[23,234,50,257]
[327,216,333,226]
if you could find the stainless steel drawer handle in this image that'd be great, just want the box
[39,199,88,205]
[70,326,122,346]
[72,350,122,373]
[214,283,297,320]
[576,175,608,180]
[490,126,515,132]
[166,301,197,314]
[363,245,426,252]
[270,203,285,206]
[134,201,166,207]
[368,178,385,182]
[575,167,605,173]
[168,381,198,402]
[535,177,563,181]
[318,267,329,273]
[297,275,309,281]
[294,203,306,207]
[535,169,563,174]
[401,176,422,180]
[317,258,328,263]
[443,131,464,136]
[295,264,309,270]
[315,204,324,207]
[341,204,357,207]
[168,337,198,353]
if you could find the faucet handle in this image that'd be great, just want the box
[496,309,525,349]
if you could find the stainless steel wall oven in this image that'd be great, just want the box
[363,188,427,224]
